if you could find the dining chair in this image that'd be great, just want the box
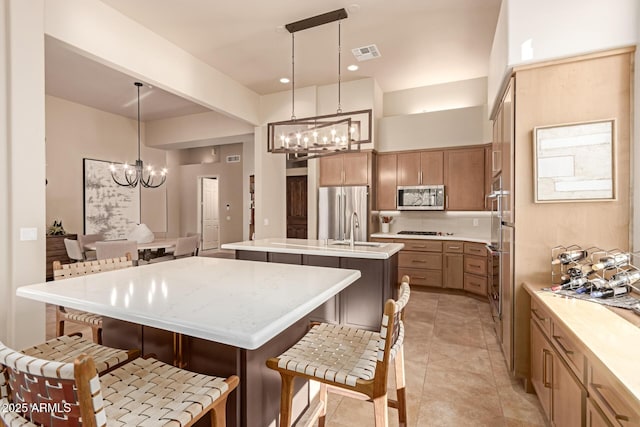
[77,233,103,261]
[53,254,134,344]
[267,276,411,427]
[63,238,84,262]
[174,235,200,258]
[187,232,202,255]
[0,341,239,427]
[95,240,139,261]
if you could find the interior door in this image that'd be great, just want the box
[202,177,219,250]
[286,176,308,238]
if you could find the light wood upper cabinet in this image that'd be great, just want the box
[444,147,486,210]
[319,152,369,186]
[397,151,443,186]
[376,153,397,210]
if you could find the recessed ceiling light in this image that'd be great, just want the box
[347,64,359,71]
[280,77,290,84]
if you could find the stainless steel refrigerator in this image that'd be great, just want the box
[318,186,368,241]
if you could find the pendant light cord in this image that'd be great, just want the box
[137,82,141,160]
[291,33,296,120]
[337,19,342,114]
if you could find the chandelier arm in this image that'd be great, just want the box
[141,173,166,189]
[111,169,136,188]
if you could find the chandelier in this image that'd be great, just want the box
[267,9,372,161]
[110,82,167,188]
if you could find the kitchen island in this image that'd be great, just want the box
[221,238,403,331]
[17,257,361,427]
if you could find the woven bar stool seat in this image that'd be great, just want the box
[53,255,133,344]
[276,323,380,386]
[267,276,411,427]
[0,341,238,427]
[21,334,139,375]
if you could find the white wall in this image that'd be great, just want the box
[1,0,46,348]
[488,0,638,111]
[385,77,488,117]
[45,95,167,234]
[146,111,255,149]
[44,0,260,125]
[378,106,487,152]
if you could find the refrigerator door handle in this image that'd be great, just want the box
[343,193,347,241]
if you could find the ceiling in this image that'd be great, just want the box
[45,0,502,120]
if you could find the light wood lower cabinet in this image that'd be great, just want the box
[588,358,640,426]
[463,242,488,296]
[586,398,612,427]
[443,241,464,289]
[396,239,442,288]
[530,319,585,427]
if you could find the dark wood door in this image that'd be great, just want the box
[286,175,308,238]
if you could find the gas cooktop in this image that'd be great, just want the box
[397,231,453,236]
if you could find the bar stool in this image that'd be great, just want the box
[267,276,411,427]
[53,254,133,344]
[0,342,238,427]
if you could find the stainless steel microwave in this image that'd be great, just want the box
[397,185,445,210]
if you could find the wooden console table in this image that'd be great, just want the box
[45,234,76,281]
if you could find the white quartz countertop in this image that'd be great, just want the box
[17,257,360,350]
[370,232,490,244]
[221,238,404,259]
[525,283,640,406]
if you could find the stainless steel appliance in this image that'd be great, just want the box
[397,185,445,210]
[487,173,514,358]
[318,186,368,241]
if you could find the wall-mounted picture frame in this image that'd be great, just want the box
[83,158,140,239]
[533,119,615,203]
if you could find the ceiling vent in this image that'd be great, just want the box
[226,155,241,163]
[351,44,381,62]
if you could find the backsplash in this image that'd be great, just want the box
[376,211,491,239]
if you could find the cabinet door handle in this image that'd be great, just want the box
[413,276,426,280]
[591,383,631,422]
[531,308,547,323]
[449,246,460,250]
[446,195,449,209]
[542,349,552,388]
[552,334,574,355]
[411,245,427,249]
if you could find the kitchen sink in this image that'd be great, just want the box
[329,241,385,248]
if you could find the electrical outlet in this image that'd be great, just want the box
[473,219,479,227]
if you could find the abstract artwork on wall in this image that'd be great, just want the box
[83,158,140,239]
[533,120,615,202]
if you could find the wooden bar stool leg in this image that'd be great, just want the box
[210,397,227,427]
[394,345,407,426]
[373,394,389,427]
[318,382,328,427]
[279,372,296,427]
[92,326,102,345]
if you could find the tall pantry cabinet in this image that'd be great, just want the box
[497,48,634,387]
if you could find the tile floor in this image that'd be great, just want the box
[46,289,548,427]
[314,290,548,427]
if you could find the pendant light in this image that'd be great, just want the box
[110,82,167,188]
[267,9,372,161]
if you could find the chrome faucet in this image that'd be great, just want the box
[349,212,360,247]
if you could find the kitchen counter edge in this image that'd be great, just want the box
[221,238,403,259]
[371,233,490,244]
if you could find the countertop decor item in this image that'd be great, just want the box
[267,9,372,161]
[109,82,167,188]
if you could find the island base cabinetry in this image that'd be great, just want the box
[103,316,311,427]
[236,250,398,332]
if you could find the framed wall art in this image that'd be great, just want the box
[83,158,140,238]
[533,120,615,202]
